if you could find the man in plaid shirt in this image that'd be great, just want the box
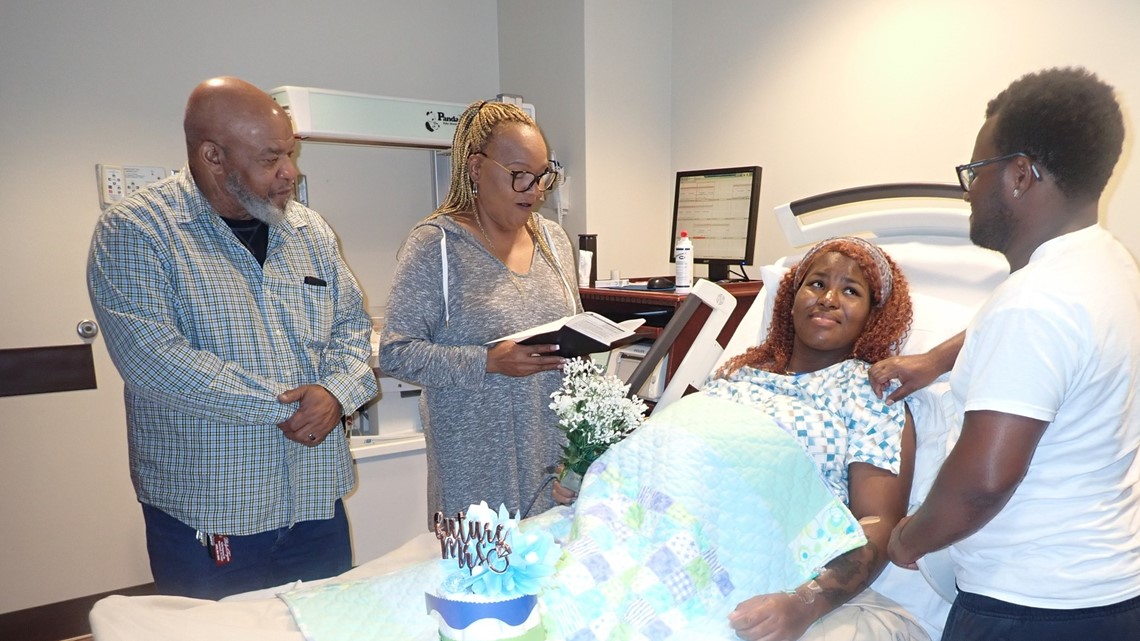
[88,76,378,599]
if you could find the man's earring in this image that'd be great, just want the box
[1013,188,1020,198]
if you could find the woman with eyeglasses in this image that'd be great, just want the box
[380,100,581,525]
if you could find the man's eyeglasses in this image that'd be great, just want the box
[955,152,1040,192]
[474,152,559,192]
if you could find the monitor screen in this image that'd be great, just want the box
[669,166,762,282]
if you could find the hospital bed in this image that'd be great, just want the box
[89,183,1008,641]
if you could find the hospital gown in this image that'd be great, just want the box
[704,359,905,504]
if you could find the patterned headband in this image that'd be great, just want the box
[792,236,894,305]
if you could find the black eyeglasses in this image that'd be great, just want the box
[955,152,1040,192]
[474,152,559,192]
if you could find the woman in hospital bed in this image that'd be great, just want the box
[710,236,922,640]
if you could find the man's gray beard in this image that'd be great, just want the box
[225,172,287,226]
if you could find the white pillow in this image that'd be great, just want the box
[902,292,975,355]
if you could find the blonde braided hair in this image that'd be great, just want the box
[428,100,558,268]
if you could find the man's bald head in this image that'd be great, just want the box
[184,76,290,153]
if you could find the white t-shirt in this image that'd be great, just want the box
[947,225,1140,608]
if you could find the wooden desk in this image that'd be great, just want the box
[579,280,763,383]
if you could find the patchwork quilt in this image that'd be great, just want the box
[541,392,866,639]
[280,392,866,641]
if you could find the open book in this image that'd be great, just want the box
[488,312,646,358]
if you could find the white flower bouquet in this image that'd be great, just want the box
[549,358,647,491]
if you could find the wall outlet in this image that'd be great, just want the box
[96,164,124,208]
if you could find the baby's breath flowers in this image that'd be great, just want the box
[549,358,647,487]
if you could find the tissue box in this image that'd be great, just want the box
[348,376,423,442]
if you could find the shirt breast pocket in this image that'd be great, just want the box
[268,277,334,349]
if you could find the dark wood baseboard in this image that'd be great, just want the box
[0,583,155,641]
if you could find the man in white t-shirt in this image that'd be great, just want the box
[871,67,1140,640]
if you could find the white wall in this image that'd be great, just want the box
[0,0,501,614]
[670,0,1140,266]
[582,3,673,280]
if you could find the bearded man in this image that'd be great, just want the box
[88,76,377,599]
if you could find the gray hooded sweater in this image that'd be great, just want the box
[379,213,581,523]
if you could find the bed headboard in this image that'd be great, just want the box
[777,182,969,245]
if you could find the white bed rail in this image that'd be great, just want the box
[624,279,736,412]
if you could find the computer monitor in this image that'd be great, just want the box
[668,166,762,282]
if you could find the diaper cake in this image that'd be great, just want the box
[425,502,561,641]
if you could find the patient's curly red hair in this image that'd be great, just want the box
[719,238,912,376]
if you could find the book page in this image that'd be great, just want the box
[566,313,644,344]
[485,313,643,346]
[487,316,572,345]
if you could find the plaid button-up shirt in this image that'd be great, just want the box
[88,169,377,535]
